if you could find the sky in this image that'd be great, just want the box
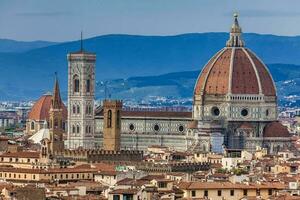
[1,0,300,41]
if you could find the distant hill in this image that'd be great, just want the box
[95,64,300,107]
[0,39,57,53]
[0,33,300,101]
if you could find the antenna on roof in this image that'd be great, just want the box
[80,31,83,51]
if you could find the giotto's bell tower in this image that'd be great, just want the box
[67,42,96,149]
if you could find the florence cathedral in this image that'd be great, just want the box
[26,14,291,154]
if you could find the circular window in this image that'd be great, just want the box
[129,124,135,131]
[153,124,160,132]
[241,109,249,117]
[211,107,220,116]
[178,125,184,132]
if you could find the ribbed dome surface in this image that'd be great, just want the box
[28,94,67,121]
[194,48,276,97]
[263,122,290,138]
[194,13,276,97]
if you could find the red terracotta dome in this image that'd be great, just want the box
[194,15,276,97]
[28,94,67,121]
[263,122,290,138]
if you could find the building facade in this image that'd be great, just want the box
[67,50,96,149]
[95,108,193,151]
[26,94,67,136]
[192,14,291,153]
[61,14,291,153]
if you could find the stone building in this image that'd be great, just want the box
[102,100,122,151]
[40,76,65,161]
[192,14,291,153]
[26,93,67,136]
[67,48,96,149]
[64,14,292,154]
[95,108,193,151]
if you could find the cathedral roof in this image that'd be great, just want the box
[194,14,276,97]
[28,94,53,121]
[28,75,67,121]
[263,122,290,138]
[28,94,67,121]
[28,127,50,144]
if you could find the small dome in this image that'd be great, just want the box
[28,94,67,121]
[263,122,290,138]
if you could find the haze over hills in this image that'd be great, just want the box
[0,33,300,104]
[0,39,57,53]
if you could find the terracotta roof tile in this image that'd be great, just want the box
[28,94,67,121]
[263,122,290,138]
[194,48,276,97]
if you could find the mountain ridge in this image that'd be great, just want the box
[0,33,300,101]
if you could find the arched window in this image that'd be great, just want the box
[54,119,58,128]
[86,79,90,93]
[72,125,76,133]
[107,110,112,128]
[86,105,89,114]
[30,122,35,130]
[85,126,89,133]
[73,75,80,93]
[77,105,80,114]
[89,106,92,114]
[89,126,91,133]
[73,105,76,114]
[117,110,121,128]
[77,125,80,133]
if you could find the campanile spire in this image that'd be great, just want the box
[226,13,245,47]
[51,72,62,110]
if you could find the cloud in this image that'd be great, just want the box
[15,11,72,17]
[224,10,300,18]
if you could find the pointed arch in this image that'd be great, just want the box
[73,74,80,93]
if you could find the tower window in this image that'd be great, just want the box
[72,125,76,133]
[107,110,112,128]
[77,125,80,133]
[30,122,35,130]
[117,110,120,128]
[86,79,90,93]
[89,126,91,133]
[54,119,58,128]
[86,105,89,114]
[89,106,92,114]
[74,77,80,93]
[73,105,76,114]
[77,105,80,114]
